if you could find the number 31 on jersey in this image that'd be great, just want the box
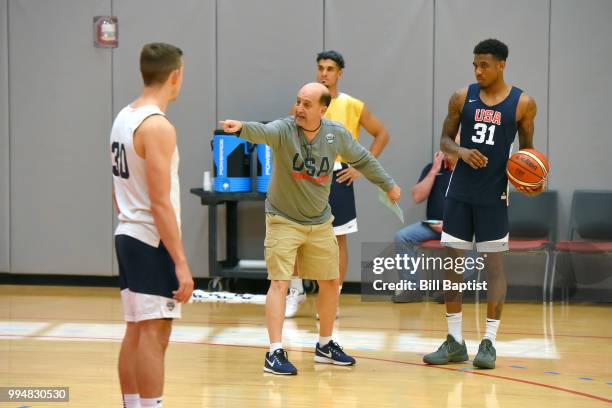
[472,123,496,145]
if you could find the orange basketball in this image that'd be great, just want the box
[506,148,549,188]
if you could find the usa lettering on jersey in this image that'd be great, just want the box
[292,153,331,183]
[474,108,501,125]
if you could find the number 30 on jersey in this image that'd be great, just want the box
[111,142,130,179]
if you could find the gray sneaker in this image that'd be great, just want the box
[472,339,496,369]
[423,334,469,365]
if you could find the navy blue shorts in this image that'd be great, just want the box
[441,197,509,252]
[329,163,358,235]
[116,234,178,298]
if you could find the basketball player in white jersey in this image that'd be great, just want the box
[111,42,193,408]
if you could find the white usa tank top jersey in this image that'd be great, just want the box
[110,104,181,247]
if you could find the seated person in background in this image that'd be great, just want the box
[392,136,477,303]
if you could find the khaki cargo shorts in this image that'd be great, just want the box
[264,213,339,281]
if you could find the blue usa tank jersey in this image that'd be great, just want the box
[446,83,522,205]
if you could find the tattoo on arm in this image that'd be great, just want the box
[518,95,537,150]
[440,91,465,155]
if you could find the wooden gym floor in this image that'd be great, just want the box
[1,285,611,407]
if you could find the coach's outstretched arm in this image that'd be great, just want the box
[220,120,283,149]
[337,130,401,203]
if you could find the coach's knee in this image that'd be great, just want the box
[317,278,340,291]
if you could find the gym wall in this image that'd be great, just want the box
[0,0,610,282]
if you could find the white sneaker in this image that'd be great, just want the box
[285,288,306,318]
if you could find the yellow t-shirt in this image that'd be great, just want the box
[324,93,364,163]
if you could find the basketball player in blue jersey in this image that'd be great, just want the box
[423,39,543,369]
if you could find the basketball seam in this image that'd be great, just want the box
[517,150,549,176]
[507,158,545,180]
[506,171,543,187]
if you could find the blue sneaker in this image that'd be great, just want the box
[314,340,356,366]
[263,349,298,375]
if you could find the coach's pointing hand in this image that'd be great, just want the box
[219,120,243,134]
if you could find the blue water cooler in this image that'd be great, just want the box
[256,144,273,193]
[212,130,252,192]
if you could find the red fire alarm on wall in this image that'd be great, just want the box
[94,16,118,48]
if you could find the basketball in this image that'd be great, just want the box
[506,149,549,188]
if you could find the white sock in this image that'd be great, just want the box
[140,397,162,408]
[319,336,332,346]
[122,394,141,408]
[484,318,500,346]
[446,312,463,343]
[269,342,283,354]
[338,285,343,294]
[290,278,304,293]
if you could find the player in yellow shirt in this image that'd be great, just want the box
[286,50,390,318]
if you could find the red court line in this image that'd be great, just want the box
[2,333,611,404]
[364,356,612,404]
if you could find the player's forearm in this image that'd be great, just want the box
[368,129,389,158]
[440,133,462,156]
[151,201,188,266]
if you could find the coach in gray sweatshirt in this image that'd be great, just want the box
[220,82,400,376]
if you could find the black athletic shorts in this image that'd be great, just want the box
[441,197,509,252]
[116,234,178,297]
[329,163,358,235]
